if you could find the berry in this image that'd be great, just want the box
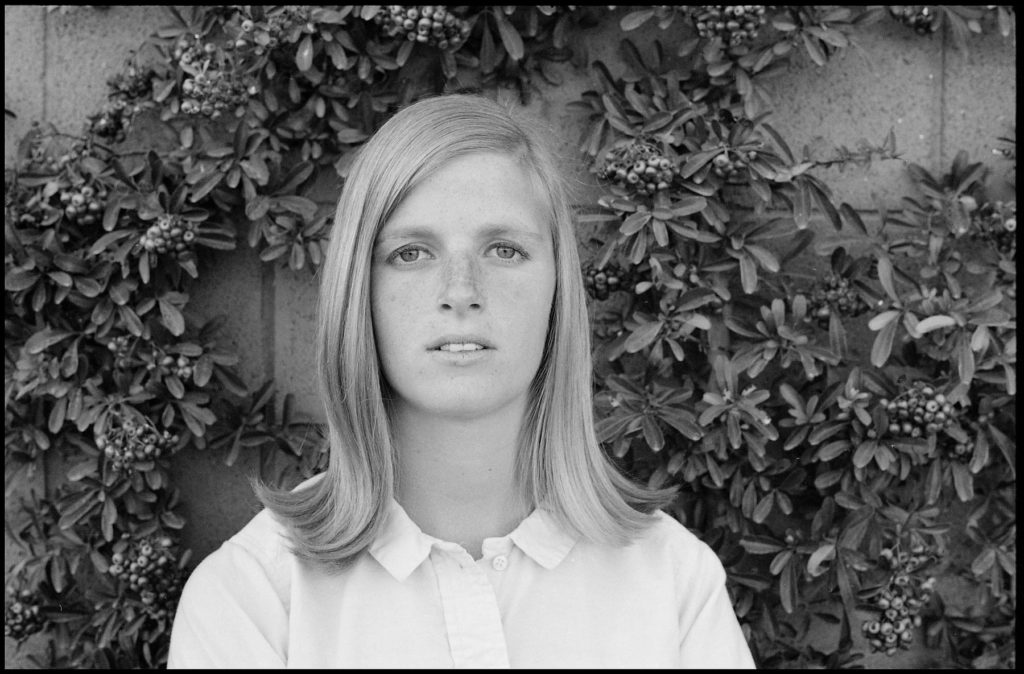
[598,141,677,196]
[583,261,635,300]
[138,214,198,260]
[4,586,45,641]
[375,6,470,51]
[107,534,186,621]
[691,6,767,47]
[888,6,940,35]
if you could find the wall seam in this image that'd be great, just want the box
[261,252,277,418]
[41,6,49,123]
[937,17,948,168]
[41,6,51,498]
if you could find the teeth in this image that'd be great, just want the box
[439,343,484,352]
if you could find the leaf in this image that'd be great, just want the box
[88,229,136,258]
[839,203,868,236]
[816,440,850,462]
[296,35,314,71]
[48,397,67,433]
[780,561,798,614]
[741,535,785,555]
[739,255,758,293]
[951,461,974,501]
[876,255,898,301]
[870,315,898,367]
[493,9,524,61]
[916,315,956,334]
[620,210,651,235]
[746,244,779,272]
[868,310,900,331]
[161,511,186,529]
[101,497,116,541]
[801,31,827,66]
[671,195,708,217]
[158,298,185,336]
[274,196,318,220]
[641,415,665,452]
[753,492,774,523]
[26,328,74,354]
[789,181,810,229]
[625,320,663,353]
[165,374,185,399]
[620,8,655,31]
[807,542,836,577]
[66,458,96,482]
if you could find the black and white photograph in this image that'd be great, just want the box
[5,5,1016,669]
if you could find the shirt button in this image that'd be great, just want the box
[491,555,509,571]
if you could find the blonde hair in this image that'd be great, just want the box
[253,94,676,572]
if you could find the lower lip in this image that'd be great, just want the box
[430,348,492,365]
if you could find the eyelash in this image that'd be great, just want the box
[386,242,529,265]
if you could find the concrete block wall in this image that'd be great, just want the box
[4,6,1016,668]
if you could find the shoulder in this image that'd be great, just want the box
[182,508,292,603]
[635,510,727,584]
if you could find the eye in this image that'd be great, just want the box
[387,245,429,264]
[491,243,527,261]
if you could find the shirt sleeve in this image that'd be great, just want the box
[678,544,756,669]
[167,540,288,669]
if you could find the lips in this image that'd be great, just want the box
[427,335,495,351]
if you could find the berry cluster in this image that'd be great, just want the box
[173,37,252,119]
[375,6,472,50]
[691,6,768,47]
[87,99,141,144]
[808,272,869,326]
[598,142,678,196]
[969,200,1016,257]
[4,587,45,641]
[107,335,133,369]
[138,214,198,259]
[583,262,633,300]
[888,6,940,35]
[149,349,197,382]
[108,535,184,619]
[711,150,756,181]
[878,382,958,439]
[234,6,316,56]
[107,63,154,102]
[58,183,107,227]
[862,544,935,656]
[97,416,178,474]
[14,124,78,175]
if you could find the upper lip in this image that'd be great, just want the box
[428,335,495,350]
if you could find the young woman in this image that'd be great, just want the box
[167,94,755,668]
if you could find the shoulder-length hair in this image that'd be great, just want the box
[253,93,677,572]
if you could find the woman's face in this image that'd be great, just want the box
[370,152,556,422]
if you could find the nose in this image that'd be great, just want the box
[438,252,482,313]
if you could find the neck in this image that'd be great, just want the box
[391,401,532,559]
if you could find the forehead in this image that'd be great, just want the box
[377,152,553,239]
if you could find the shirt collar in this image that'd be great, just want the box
[369,498,578,582]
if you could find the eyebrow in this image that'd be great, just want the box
[374,223,546,246]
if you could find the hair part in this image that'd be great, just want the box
[252,93,677,573]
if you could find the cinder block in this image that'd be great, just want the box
[44,6,163,135]
[4,5,46,167]
[765,19,945,210]
[274,263,323,422]
[167,448,264,562]
[940,30,1017,202]
[186,242,272,391]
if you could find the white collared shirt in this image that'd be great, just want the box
[167,489,755,669]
